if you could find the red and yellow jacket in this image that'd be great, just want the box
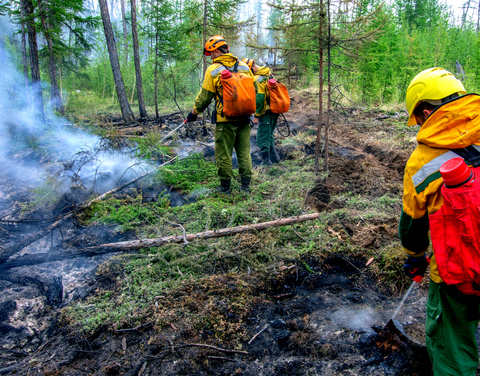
[193,53,255,123]
[400,94,480,283]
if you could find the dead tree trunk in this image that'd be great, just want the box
[81,213,320,252]
[131,0,148,118]
[99,0,135,123]
[24,0,45,122]
[314,0,324,174]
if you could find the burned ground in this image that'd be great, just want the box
[1,90,477,375]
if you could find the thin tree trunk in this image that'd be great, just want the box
[131,0,148,118]
[99,0,135,123]
[324,0,331,172]
[154,28,159,118]
[477,0,480,34]
[80,213,321,252]
[202,0,207,125]
[462,0,472,29]
[24,0,45,122]
[314,0,324,174]
[38,0,64,114]
[121,0,128,64]
[130,73,136,104]
[20,0,30,102]
[287,53,291,86]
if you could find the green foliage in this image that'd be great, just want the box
[155,153,218,193]
[132,132,172,160]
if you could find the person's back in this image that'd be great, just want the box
[242,58,280,165]
[400,67,480,376]
[186,36,255,194]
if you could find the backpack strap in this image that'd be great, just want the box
[220,60,239,73]
[452,145,480,168]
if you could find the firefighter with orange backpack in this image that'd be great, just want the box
[400,67,480,375]
[242,58,289,165]
[186,36,257,194]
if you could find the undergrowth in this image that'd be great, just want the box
[64,146,407,333]
[61,97,412,334]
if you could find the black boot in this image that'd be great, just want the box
[261,151,272,166]
[240,177,251,193]
[217,179,231,194]
[269,146,280,164]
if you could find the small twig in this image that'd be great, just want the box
[142,207,189,245]
[93,161,104,194]
[207,356,237,362]
[176,266,184,277]
[114,162,143,188]
[292,225,309,242]
[164,219,188,245]
[172,343,248,355]
[339,255,366,278]
[248,324,270,345]
[115,322,153,333]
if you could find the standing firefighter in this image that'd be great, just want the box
[400,67,480,375]
[242,58,280,165]
[186,36,256,194]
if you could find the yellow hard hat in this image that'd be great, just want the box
[406,67,466,126]
[241,58,255,69]
[204,35,228,56]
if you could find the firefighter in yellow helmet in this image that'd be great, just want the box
[186,36,256,194]
[242,58,280,165]
[399,67,480,375]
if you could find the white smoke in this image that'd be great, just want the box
[0,28,151,202]
[331,308,377,333]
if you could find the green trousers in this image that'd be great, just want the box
[256,110,278,154]
[214,120,252,180]
[426,280,480,375]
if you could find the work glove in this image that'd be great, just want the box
[186,111,197,122]
[403,254,430,282]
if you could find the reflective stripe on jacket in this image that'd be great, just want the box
[254,66,272,117]
[400,94,480,283]
[193,53,255,123]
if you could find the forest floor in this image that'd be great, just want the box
[2,89,478,376]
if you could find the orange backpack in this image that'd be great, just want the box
[220,61,256,117]
[267,77,290,114]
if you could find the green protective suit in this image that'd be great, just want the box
[257,110,278,154]
[254,66,278,154]
[215,119,252,180]
[192,53,255,180]
[426,281,480,375]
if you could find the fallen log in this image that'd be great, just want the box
[0,159,176,265]
[80,213,320,252]
[0,213,319,270]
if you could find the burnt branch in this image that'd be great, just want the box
[0,159,177,265]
